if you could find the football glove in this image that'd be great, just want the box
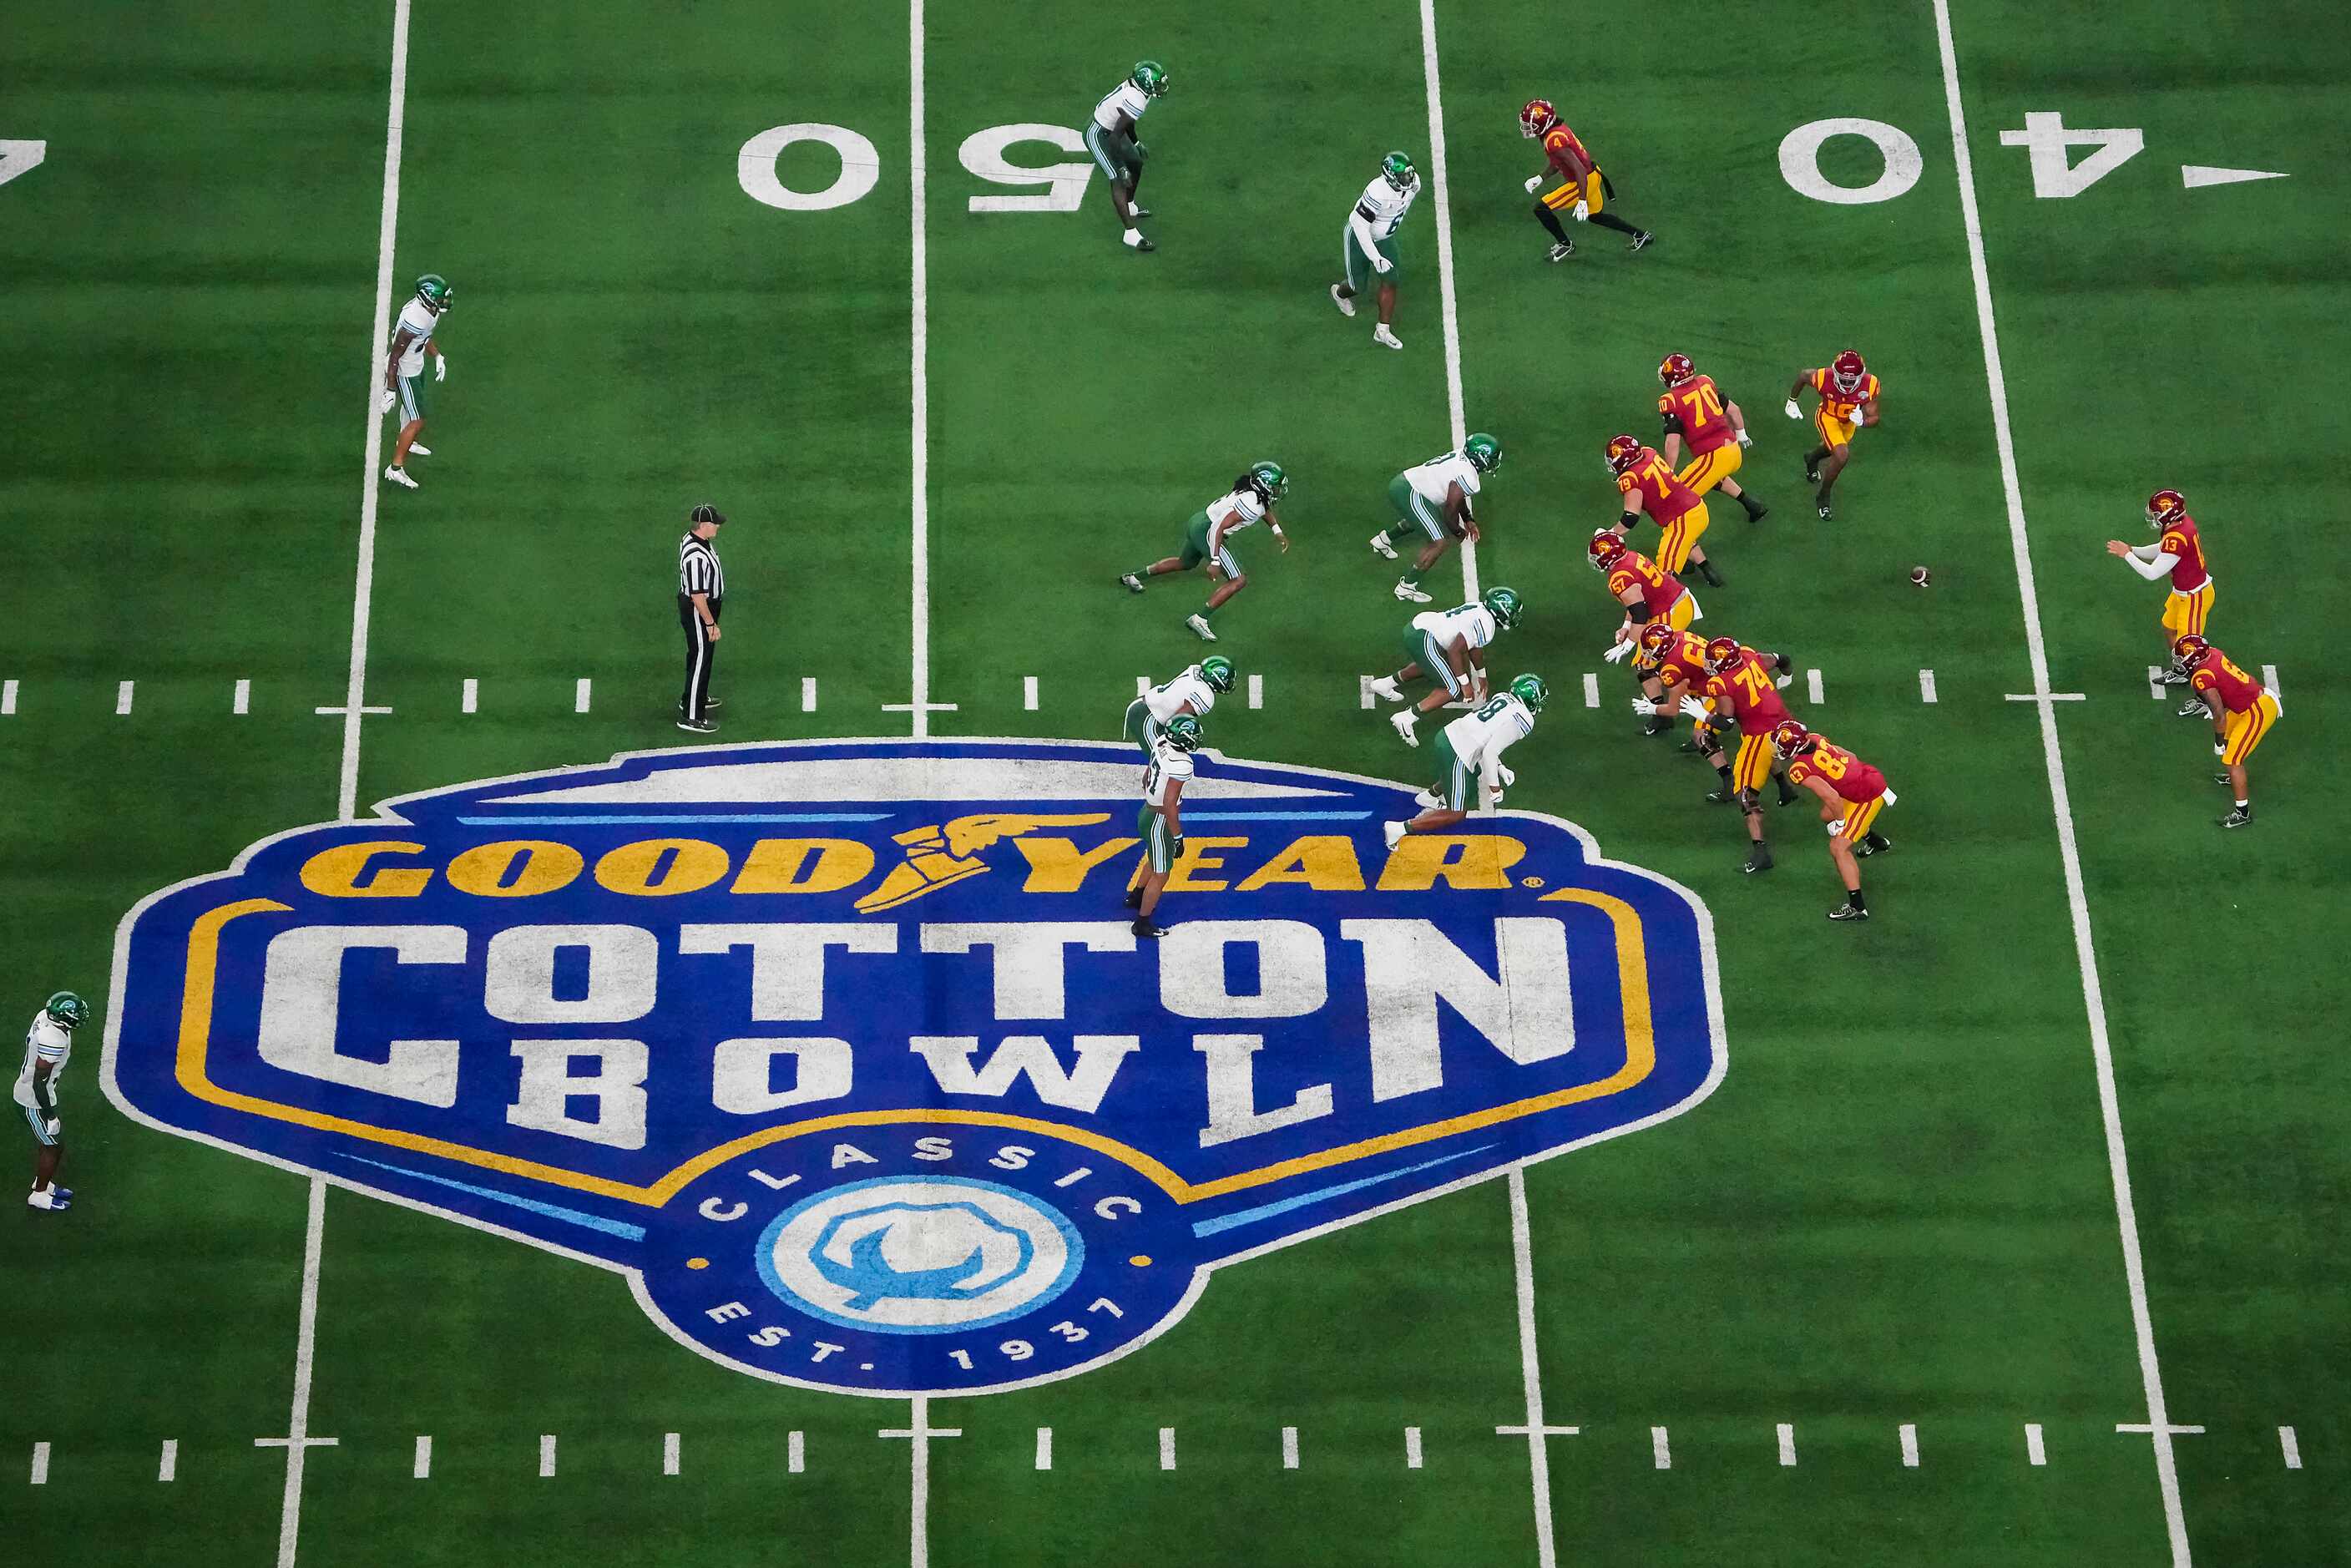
[1677,695,1711,721]
[1849,407,1866,427]
[2213,742,2227,758]
[434,355,447,382]
[1826,820,1847,837]
[1571,200,1589,222]
[1634,697,1666,717]
[1524,175,1543,194]
[1736,429,1752,448]
[1134,142,1149,162]
[381,388,397,414]
[1168,833,1185,856]
[1373,255,1393,274]
[1783,398,1802,420]
[1602,640,1633,665]
[1494,763,1515,788]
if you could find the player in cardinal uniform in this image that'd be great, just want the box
[1605,432,1722,587]
[1657,354,1767,524]
[2174,635,2278,829]
[1696,635,1802,873]
[1785,350,1881,520]
[1631,623,1729,756]
[1590,532,1700,735]
[1519,99,1653,260]
[2108,489,2215,715]
[1775,721,1894,921]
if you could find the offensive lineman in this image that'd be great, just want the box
[1086,61,1169,252]
[1368,586,1524,746]
[1657,354,1767,524]
[1126,712,1204,938]
[1126,657,1235,755]
[1330,151,1421,351]
[1121,462,1290,640]
[1383,675,1547,847]
[381,273,453,490]
[18,990,87,1212]
[1369,433,1502,602]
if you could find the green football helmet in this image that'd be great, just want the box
[44,991,88,1029]
[1382,150,1418,191]
[1198,656,1236,694]
[1163,713,1204,751]
[1464,432,1501,473]
[1247,460,1288,499]
[1483,585,1524,631]
[1509,674,1549,714]
[1131,60,1170,98]
[415,273,453,311]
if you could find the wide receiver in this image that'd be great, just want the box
[1384,675,1546,847]
[1694,635,1802,873]
[2106,488,2215,713]
[1126,656,1234,756]
[1121,462,1290,640]
[1519,99,1653,258]
[1330,151,1420,352]
[18,990,87,1212]
[1775,720,1895,922]
[1368,586,1524,746]
[1785,350,1880,521]
[1605,432,1722,588]
[1369,433,1501,602]
[381,272,452,491]
[1126,712,1204,938]
[1657,354,1767,524]
[2174,635,2278,829]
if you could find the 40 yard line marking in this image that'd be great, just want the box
[1932,4,2191,1560]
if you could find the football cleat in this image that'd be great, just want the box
[1390,711,1419,746]
[2177,697,2210,720]
[1587,530,1628,572]
[27,1189,69,1211]
[1629,230,1654,251]
[1367,675,1403,702]
[1199,655,1236,693]
[1816,502,1832,521]
[1483,584,1524,630]
[1742,845,1775,874]
[1329,283,1356,317]
[1641,716,1674,736]
[1393,579,1432,603]
[1120,573,1145,593]
[1381,150,1418,192]
[1546,240,1575,262]
[675,716,717,734]
[2170,633,2212,670]
[407,443,432,458]
[1368,531,1397,559]
[2219,805,2252,829]
[1705,787,1737,805]
[383,464,417,489]
[1373,324,1403,351]
[1827,903,1870,922]
[1130,60,1170,98]
[2154,665,2189,685]
[1703,635,1742,675]
[1123,231,1156,252]
[1853,833,1893,857]
[1659,352,1694,387]
[1831,348,1867,394]
[1509,673,1549,714]
[676,696,724,714]
[1162,713,1204,751]
[1519,99,1558,139]
[1604,433,1643,475]
[1186,613,1217,640]
[1803,453,1821,484]
[1464,432,1502,472]
[1131,918,1170,939]
[2146,488,2187,530]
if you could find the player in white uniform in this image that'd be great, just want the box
[381,273,453,490]
[1383,675,1547,847]
[1330,151,1420,350]
[1368,586,1524,746]
[18,990,86,1212]
[1369,433,1500,603]
[1085,61,1167,251]
[1125,657,1233,755]
[1125,714,1201,938]
[1120,462,1289,640]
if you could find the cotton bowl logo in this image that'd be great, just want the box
[104,739,1723,1397]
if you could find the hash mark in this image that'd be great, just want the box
[1035,1427,1052,1470]
[413,1435,432,1479]
[663,1431,680,1476]
[158,1439,178,1482]
[116,680,134,716]
[1807,668,1825,705]
[539,1434,557,1478]
[1651,1425,1671,1469]
[1023,675,1038,711]
[574,678,591,714]
[787,1431,804,1474]
[2146,666,2168,700]
[1248,672,1263,710]
[1138,675,1153,698]
[801,677,817,712]
[1,679,14,716]
[1358,675,1378,711]
[1777,1424,1797,1467]
[2262,664,2280,699]
[1159,1427,1176,1471]
[461,678,478,714]
[1404,1426,1423,1469]
[2025,1424,2045,1466]
[1919,669,1937,704]
[1582,672,1600,709]
[2280,1426,2301,1470]
[30,1441,49,1485]
[233,679,250,716]
[1898,1424,1919,1468]
[1282,1426,1299,1470]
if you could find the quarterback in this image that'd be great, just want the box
[1368,587,1524,746]
[1122,463,1289,640]
[2107,488,2215,711]
[1776,720,1895,922]
[1330,151,1420,351]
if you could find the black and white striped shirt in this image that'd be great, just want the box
[679,533,724,601]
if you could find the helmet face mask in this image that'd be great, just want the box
[44,990,87,1029]
[1482,585,1522,630]
[1637,623,1676,660]
[1382,150,1418,191]
[1162,713,1203,751]
[415,273,453,312]
[1832,349,1865,395]
[2146,488,2186,530]
[1464,432,1500,473]
[1509,673,1548,714]
[1705,635,1742,674]
[1605,433,1641,475]
[1519,99,1556,139]
[1587,530,1625,572]
[1198,656,1236,694]
[1772,719,1812,760]
[2171,634,2212,670]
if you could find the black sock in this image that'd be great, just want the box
[1693,557,1722,587]
[1817,481,1834,508]
[1848,888,1866,909]
[1737,490,1765,518]
[1534,204,1569,243]
[1806,445,1828,468]
[1589,210,1641,237]
[1716,765,1732,782]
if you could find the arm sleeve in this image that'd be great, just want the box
[2124,549,2177,581]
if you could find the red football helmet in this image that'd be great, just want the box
[1588,530,1628,572]
[2171,634,2212,670]
[1519,99,1557,139]
[2146,488,2187,529]
[1831,349,1867,395]
[1636,622,1677,662]
[1771,718,1813,759]
[1659,352,1695,387]
[1704,635,1743,674]
[1604,433,1643,475]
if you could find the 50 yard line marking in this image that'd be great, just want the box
[1931,3,2191,1560]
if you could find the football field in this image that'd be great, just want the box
[5,1,2348,1563]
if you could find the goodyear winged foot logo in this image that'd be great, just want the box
[105,740,1724,1396]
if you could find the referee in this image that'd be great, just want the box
[677,503,726,732]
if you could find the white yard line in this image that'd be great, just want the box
[265,1174,335,1566]
[905,0,932,739]
[1931,6,2190,1558]
[1417,0,1474,600]
[881,1395,960,1568]
[1499,1172,1561,1568]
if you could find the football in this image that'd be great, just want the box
[1910,565,1932,587]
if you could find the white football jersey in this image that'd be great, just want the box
[392,297,439,378]
[1413,603,1498,653]
[1443,693,1534,771]
[1145,666,1217,725]
[1094,81,1150,130]
[1206,487,1267,535]
[13,1009,70,1111]
[1141,738,1196,804]
[1352,174,1418,241]
[1404,449,1482,507]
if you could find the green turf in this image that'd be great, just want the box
[5,0,2345,1562]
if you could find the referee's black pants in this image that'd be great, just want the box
[679,594,720,720]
